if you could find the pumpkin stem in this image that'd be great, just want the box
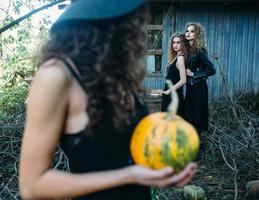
[166,80,179,120]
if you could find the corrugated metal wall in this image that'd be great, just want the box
[144,2,259,97]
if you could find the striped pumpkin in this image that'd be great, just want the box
[130,80,200,172]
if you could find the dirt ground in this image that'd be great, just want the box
[0,93,259,200]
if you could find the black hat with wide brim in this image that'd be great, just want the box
[51,0,145,31]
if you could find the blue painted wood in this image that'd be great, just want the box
[253,10,259,93]
[144,2,259,97]
[162,7,171,78]
[143,75,164,92]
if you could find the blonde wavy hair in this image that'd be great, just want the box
[185,22,206,53]
[168,33,187,64]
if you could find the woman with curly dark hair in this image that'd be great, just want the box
[161,34,187,116]
[184,23,216,135]
[19,1,196,199]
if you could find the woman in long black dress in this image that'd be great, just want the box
[19,1,197,200]
[184,23,216,134]
[161,34,187,116]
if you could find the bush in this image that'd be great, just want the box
[0,82,28,121]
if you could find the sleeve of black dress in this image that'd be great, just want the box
[193,48,216,79]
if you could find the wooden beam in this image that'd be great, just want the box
[147,25,163,30]
[147,49,163,55]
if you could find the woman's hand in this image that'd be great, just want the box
[186,69,194,77]
[162,89,171,95]
[127,163,197,188]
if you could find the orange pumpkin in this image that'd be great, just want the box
[130,80,200,172]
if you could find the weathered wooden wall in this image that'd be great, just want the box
[144,2,259,97]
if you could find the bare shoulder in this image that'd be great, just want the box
[26,59,73,107]
[176,56,185,68]
[34,58,71,90]
[177,55,185,61]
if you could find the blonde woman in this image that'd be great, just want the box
[161,34,187,117]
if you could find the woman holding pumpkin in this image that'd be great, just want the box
[184,22,216,134]
[19,1,196,200]
[161,33,187,116]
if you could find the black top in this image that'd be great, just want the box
[165,58,183,91]
[56,56,151,200]
[161,58,184,116]
[184,48,215,132]
[186,48,216,85]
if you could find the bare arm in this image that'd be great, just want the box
[19,62,196,199]
[163,56,186,95]
[173,56,187,90]
[19,64,132,199]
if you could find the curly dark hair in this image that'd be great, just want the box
[38,6,148,134]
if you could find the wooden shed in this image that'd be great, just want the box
[144,0,259,99]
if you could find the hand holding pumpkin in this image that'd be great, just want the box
[126,162,196,188]
[130,80,199,175]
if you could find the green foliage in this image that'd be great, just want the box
[0,82,28,121]
[1,16,15,27]
[151,187,164,199]
[0,0,57,121]
[0,1,66,198]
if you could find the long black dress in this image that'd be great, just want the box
[161,58,184,117]
[184,48,216,133]
[57,57,151,200]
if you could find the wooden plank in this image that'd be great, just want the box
[147,49,163,55]
[147,25,163,30]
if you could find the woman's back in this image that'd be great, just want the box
[50,57,150,199]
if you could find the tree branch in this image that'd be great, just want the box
[0,0,66,34]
